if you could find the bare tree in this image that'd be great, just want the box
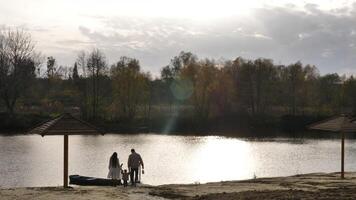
[0,29,38,115]
[86,48,107,119]
[74,51,90,119]
[76,50,87,77]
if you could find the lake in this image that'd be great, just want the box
[0,134,354,187]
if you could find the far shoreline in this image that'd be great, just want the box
[0,129,348,139]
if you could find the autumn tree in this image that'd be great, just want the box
[235,58,276,115]
[300,64,319,114]
[160,51,198,112]
[211,63,235,117]
[188,59,217,122]
[111,57,150,121]
[280,62,308,115]
[317,73,342,114]
[343,76,356,113]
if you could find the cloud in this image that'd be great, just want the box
[56,39,94,45]
[29,3,356,76]
[247,4,356,73]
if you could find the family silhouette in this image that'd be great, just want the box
[107,149,144,187]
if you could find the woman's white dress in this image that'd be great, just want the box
[107,158,121,180]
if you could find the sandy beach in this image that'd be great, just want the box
[1,172,356,199]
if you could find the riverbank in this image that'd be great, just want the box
[0,112,330,137]
[1,172,356,199]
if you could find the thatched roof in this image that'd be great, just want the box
[27,113,104,136]
[308,115,356,133]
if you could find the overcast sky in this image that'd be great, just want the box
[1,0,356,76]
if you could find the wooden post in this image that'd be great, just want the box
[341,132,345,179]
[64,135,69,187]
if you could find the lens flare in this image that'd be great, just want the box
[170,78,194,101]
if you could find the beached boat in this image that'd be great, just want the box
[69,175,122,186]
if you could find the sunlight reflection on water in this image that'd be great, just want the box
[0,134,354,187]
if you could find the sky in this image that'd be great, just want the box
[1,0,356,76]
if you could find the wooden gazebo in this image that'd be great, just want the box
[28,113,104,187]
[308,114,356,178]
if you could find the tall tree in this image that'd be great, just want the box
[236,58,276,115]
[191,59,217,122]
[282,62,305,115]
[0,29,38,115]
[46,56,56,78]
[317,73,342,114]
[111,57,150,121]
[72,62,79,81]
[344,76,356,113]
[75,51,90,118]
[86,48,107,119]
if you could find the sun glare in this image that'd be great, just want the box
[191,137,255,182]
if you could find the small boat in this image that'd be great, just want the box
[69,175,121,186]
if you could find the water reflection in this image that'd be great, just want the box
[191,137,254,182]
[0,134,354,187]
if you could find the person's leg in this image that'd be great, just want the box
[130,169,135,185]
[134,168,139,183]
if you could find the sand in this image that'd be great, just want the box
[1,172,356,200]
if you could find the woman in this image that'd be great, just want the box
[107,152,122,186]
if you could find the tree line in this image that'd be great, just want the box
[1,29,355,134]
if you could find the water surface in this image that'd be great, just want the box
[0,134,354,187]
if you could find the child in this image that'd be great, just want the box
[121,169,130,187]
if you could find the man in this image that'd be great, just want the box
[128,148,144,186]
